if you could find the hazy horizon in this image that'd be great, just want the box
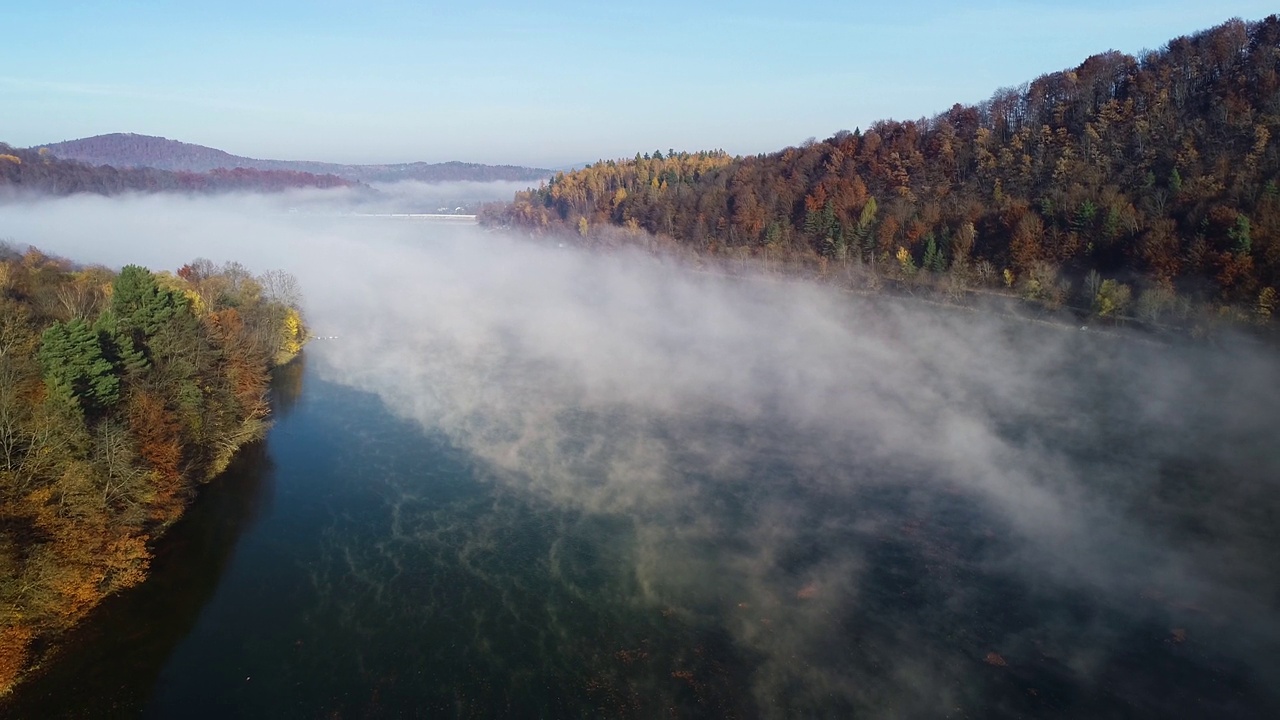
[3,2,1277,167]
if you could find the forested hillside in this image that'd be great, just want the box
[0,247,306,695]
[489,16,1280,325]
[0,143,352,196]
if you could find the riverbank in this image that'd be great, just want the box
[500,223,1279,349]
[0,252,308,699]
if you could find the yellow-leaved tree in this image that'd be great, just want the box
[278,307,305,363]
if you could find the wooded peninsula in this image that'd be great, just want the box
[0,247,306,695]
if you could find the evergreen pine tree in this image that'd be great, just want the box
[39,318,120,417]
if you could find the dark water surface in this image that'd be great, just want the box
[6,334,1279,719]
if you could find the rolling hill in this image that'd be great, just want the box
[33,133,551,183]
[489,15,1280,325]
[1,142,355,196]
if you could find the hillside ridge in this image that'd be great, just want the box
[34,133,551,183]
[488,15,1280,327]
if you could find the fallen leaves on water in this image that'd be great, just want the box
[615,648,649,665]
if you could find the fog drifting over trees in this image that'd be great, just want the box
[2,186,1277,715]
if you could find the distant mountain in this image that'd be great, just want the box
[1,142,355,196]
[33,134,551,183]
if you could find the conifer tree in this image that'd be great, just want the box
[38,319,119,418]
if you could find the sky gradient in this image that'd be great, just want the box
[2,1,1275,167]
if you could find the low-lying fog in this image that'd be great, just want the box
[3,186,1278,716]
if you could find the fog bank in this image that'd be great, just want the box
[3,189,1278,716]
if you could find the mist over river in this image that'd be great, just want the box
[2,191,1278,718]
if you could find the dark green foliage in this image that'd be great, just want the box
[2,249,308,695]
[854,198,879,262]
[1073,201,1098,235]
[1229,214,1252,254]
[38,319,120,418]
[111,265,183,337]
[108,265,205,378]
[923,235,946,273]
[94,313,149,375]
[765,221,784,246]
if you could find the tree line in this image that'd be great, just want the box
[0,246,306,695]
[35,133,552,183]
[486,16,1280,326]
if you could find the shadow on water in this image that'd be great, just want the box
[0,360,303,719]
[269,353,307,420]
[3,331,1278,718]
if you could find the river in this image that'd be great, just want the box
[4,338,1277,718]
[2,217,1278,718]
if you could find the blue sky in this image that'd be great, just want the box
[1,1,1274,167]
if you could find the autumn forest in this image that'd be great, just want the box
[0,248,306,694]
[0,9,1274,712]
[487,17,1280,327]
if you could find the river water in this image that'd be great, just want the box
[5,341,1277,718]
[3,222,1280,718]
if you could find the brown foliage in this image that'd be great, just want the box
[1139,219,1183,282]
[0,625,34,695]
[877,216,901,255]
[1010,213,1045,273]
[490,16,1280,318]
[208,308,270,421]
[0,249,306,697]
[127,390,182,482]
[102,532,151,593]
[125,390,186,524]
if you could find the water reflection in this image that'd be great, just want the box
[301,334,1279,717]
[1,443,276,718]
[269,353,307,420]
[304,262,1280,720]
